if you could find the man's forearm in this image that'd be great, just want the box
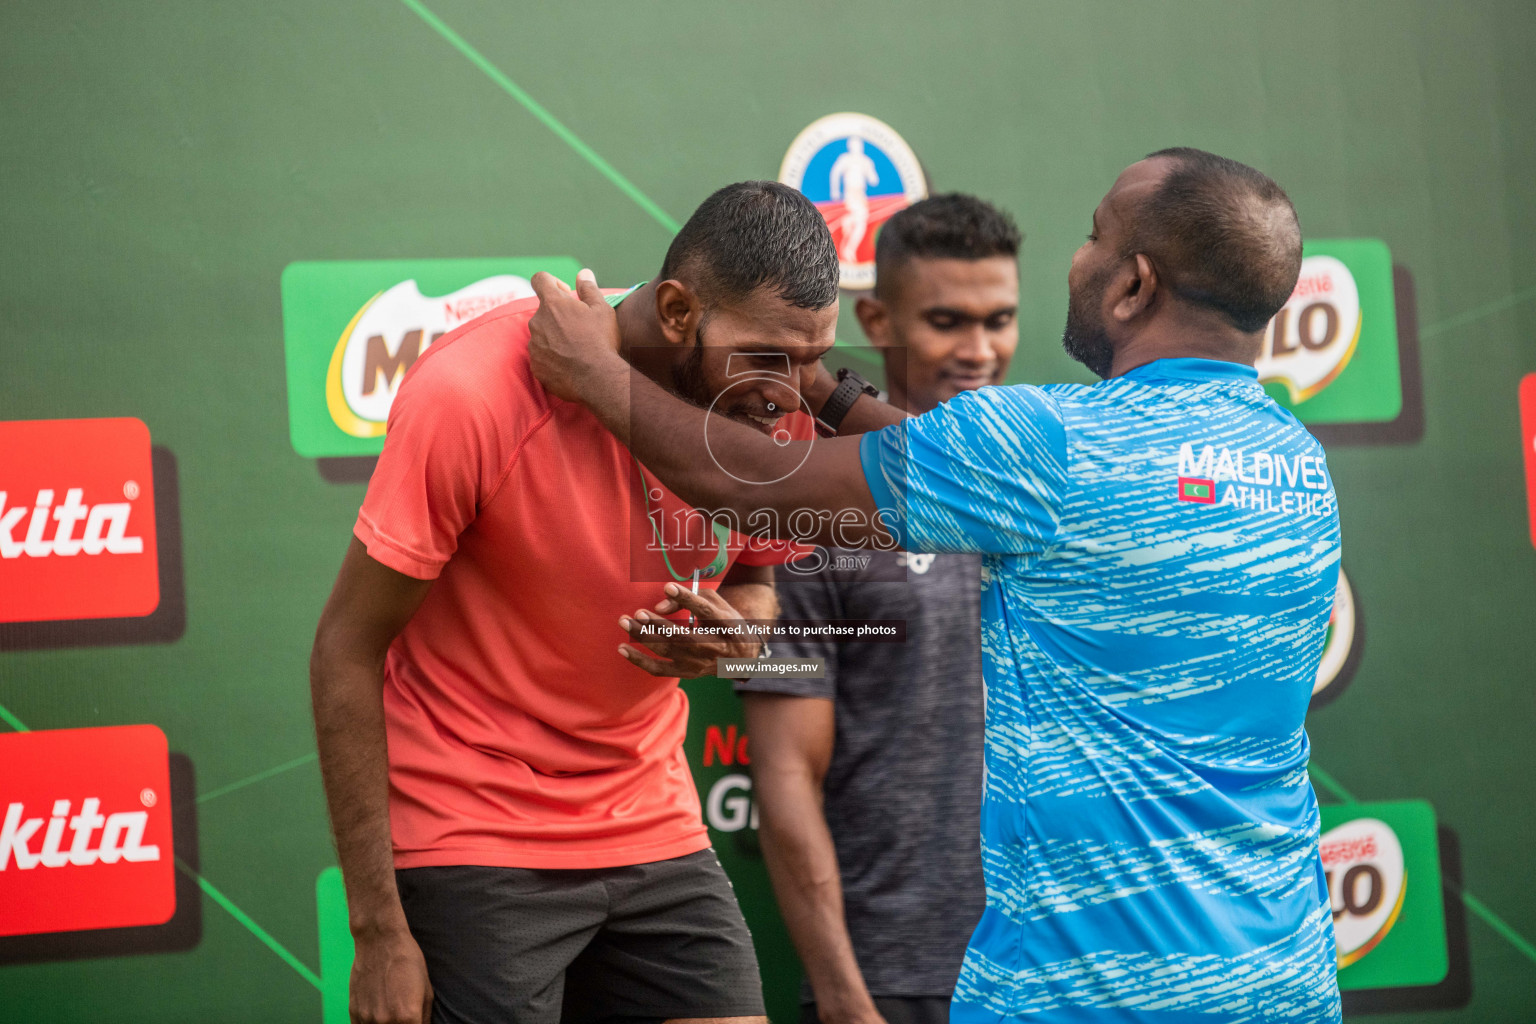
[574,352,800,504]
[311,651,407,936]
[756,770,880,1023]
[574,352,891,532]
[718,581,776,660]
[717,581,779,642]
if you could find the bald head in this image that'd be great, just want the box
[1118,148,1302,332]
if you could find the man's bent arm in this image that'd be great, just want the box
[310,537,434,1024]
[744,694,884,1024]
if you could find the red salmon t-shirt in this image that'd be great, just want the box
[355,295,802,869]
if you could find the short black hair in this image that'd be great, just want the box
[874,193,1021,298]
[660,181,839,310]
[1128,148,1302,332]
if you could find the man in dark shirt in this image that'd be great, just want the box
[738,194,1022,1024]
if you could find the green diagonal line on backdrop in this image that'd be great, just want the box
[1306,762,1355,804]
[1461,891,1536,964]
[177,857,323,991]
[14,702,1536,967]
[0,701,29,732]
[1421,283,1536,339]
[396,0,682,235]
[198,751,318,804]
[1311,761,1536,967]
[0,700,322,987]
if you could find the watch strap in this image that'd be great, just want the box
[815,376,866,436]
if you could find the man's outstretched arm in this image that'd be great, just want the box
[527,272,904,549]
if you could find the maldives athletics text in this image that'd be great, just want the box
[1177,441,1336,515]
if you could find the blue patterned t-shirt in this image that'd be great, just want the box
[859,358,1343,1024]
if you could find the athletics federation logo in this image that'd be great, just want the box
[779,113,927,291]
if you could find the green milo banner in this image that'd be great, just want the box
[282,258,583,458]
[1258,239,1402,426]
[3,1,1535,1022]
[1322,801,1448,990]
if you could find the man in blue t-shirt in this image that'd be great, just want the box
[527,150,1343,1023]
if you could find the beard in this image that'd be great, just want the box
[669,324,785,431]
[1061,265,1117,379]
[670,338,713,407]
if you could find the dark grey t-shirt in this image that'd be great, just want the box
[736,549,986,999]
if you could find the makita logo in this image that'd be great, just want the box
[0,725,176,937]
[0,418,159,624]
[0,798,160,870]
[0,488,144,559]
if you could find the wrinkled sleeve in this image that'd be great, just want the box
[354,356,518,580]
[858,384,1068,557]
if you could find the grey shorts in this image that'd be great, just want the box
[396,848,765,1024]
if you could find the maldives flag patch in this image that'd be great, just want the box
[1178,477,1216,504]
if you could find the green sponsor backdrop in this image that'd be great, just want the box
[1265,239,1403,424]
[3,1,1535,1022]
[282,257,582,457]
[1322,800,1448,992]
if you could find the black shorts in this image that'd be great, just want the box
[396,848,765,1024]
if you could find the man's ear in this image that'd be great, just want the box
[654,279,703,345]
[1109,254,1159,324]
[855,294,893,348]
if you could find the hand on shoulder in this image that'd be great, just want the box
[527,269,624,403]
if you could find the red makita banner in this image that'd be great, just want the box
[1521,375,1536,551]
[0,725,176,937]
[0,418,159,623]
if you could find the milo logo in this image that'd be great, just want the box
[326,276,534,438]
[1257,255,1362,403]
[1312,566,1359,704]
[282,258,582,460]
[1251,239,1405,430]
[1321,816,1407,968]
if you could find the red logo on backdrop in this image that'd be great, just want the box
[0,725,175,937]
[1521,375,1536,550]
[0,418,159,623]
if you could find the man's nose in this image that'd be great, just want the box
[954,326,996,364]
[760,376,802,412]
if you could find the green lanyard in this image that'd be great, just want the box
[635,454,730,584]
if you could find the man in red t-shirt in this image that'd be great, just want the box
[310,182,842,1024]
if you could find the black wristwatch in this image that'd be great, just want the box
[814,368,883,437]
